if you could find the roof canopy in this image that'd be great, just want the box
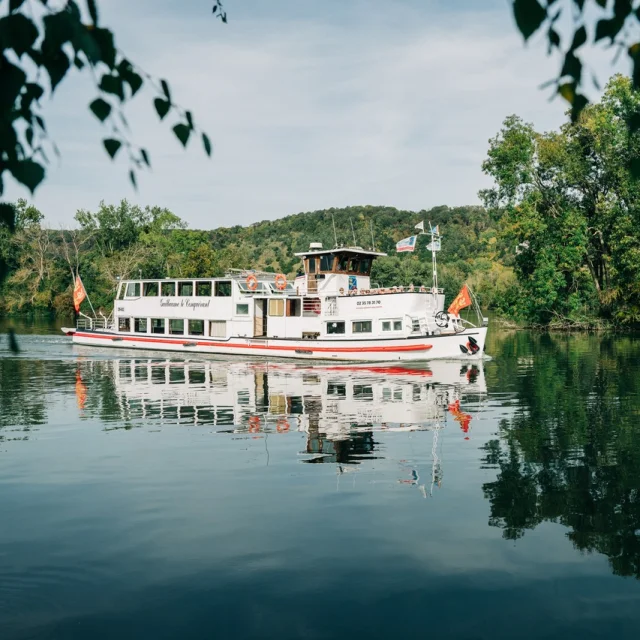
[294,246,387,258]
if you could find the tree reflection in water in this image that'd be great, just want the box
[482,332,640,579]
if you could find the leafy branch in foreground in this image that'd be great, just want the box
[512,0,640,122]
[0,0,218,201]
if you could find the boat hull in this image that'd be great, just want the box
[70,327,488,361]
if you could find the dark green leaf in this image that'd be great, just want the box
[0,203,16,232]
[596,0,607,7]
[9,0,27,12]
[613,0,633,19]
[575,0,585,10]
[87,0,99,25]
[202,132,212,157]
[92,28,116,68]
[161,79,171,102]
[570,25,587,51]
[0,14,39,56]
[25,126,34,147]
[0,56,27,109]
[42,50,70,92]
[89,97,111,122]
[561,51,582,83]
[42,10,75,55]
[548,28,560,51]
[129,169,137,189]
[154,98,170,120]
[8,159,45,193]
[173,123,191,147]
[74,54,85,69]
[513,0,547,41]
[118,60,143,96]
[103,138,122,159]
[141,148,150,167]
[99,74,124,101]
[186,111,194,129]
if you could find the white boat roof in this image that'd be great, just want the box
[294,246,387,258]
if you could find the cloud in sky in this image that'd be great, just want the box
[4,0,627,228]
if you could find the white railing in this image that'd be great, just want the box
[76,315,112,331]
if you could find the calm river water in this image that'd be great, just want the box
[1,320,640,639]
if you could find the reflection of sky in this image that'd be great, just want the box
[2,336,640,638]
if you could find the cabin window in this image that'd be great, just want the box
[210,320,226,338]
[134,318,147,333]
[269,299,285,317]
[337,255,349,272]
[215,281,232,297]
[151,318,165,334]
[195,281,212,297]
[327,321,345,334]
[302,297,321,317]
[169,319,184,335]
[178,281,193,296]
[353,320,372,334]
[169,367,185,384]
[319,254,334,272]
[327,382,346,397]
[143,282,158,296]
[188,319,204,336]
[358,258,372,275]
[354,384,373,400]
[307,257,318,273]
[161,281,175,296]
[118,317,130,332]
[189,368,206,385]
[125,282,140,297]
[236,304,249,315]
[286,298,301,316]
[382,319,403,332]
[348,258,359,273]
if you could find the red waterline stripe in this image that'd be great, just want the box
[74,332,432,353]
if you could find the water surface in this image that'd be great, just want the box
[1,322,640,639]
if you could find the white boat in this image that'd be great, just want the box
[63,239,488,361]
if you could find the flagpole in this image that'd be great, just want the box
[76,272,97,318]
[429,221,438,293]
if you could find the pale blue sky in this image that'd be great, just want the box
[5,0,625,228]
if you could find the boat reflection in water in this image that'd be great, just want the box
[95,357,486,485]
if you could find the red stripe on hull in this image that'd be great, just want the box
[73,332,432,353]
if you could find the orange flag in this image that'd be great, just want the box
[73,274,86,312]
[448,284,472,316]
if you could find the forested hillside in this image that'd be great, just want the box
[0,200,511,314]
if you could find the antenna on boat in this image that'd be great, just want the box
[331,214,338,249]
[427,220,441,293]
[350,218,357,246]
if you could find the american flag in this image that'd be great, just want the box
[396,236,417,253]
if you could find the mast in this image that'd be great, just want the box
[428,221,440,293]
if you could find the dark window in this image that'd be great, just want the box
[143,282,158,296]
[358,258,372,275]
[196,281,212,297]
[118,317,130,332]
[348,258,359,273]
[354,384,373,400]
[169,367,185,384]
[134,318,147,333]
[382,321,391,331]
[327,382,346,397]
[178,281,193,296]
[151,318,165,334]
[236,304,249,315]
[161,281,175,296]
[319,253,334,271]
[169,319,184,335]
[135,365,148,382]
[188,319,204,336]
[327,321,345,334]
[337,254,349,272]
[308,257,318,273]
[215,281,232,297]
[353,320,372,333]
[286,299,301,316]
[393,320,402,331]
[189,369,206,385]
[151,366,166,384]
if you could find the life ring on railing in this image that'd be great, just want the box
[275,273,287,290]
[246,274,258,291]
[276,418,290,433]
[248,416,261,432]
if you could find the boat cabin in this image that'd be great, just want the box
[109,244,447,343]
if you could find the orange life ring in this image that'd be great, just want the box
[276,418,290,433]
[275,274,287,290]
[246,274,258,291]
[249,416,261,433]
